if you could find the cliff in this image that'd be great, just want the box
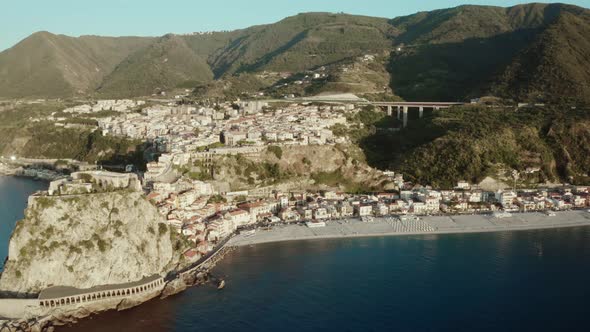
[0,190,181,294]
[187,144,393,193]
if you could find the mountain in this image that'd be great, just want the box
[492,8,590,104]
[204,13,397,76]
[387,3,590,103]
[0,32,154,98]
[97,34,214,97]
[0,3,589,102]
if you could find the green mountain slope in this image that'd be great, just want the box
[389,3,560,45]
[386,3,590,102]
[0,32,154,98]
[0,3,589,102]
[493,9,590,104]
[356,105,590,188]
[97,34,214,97]
[209,13,397,76]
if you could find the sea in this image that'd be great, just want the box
[0,176,48,272]
[2,177,590,331]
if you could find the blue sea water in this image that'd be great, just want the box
[0,176,47,271]
[64,227,590,332]
[2,177,590,331]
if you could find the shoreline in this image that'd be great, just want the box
[0,169,62,182]
[228,210,590,247]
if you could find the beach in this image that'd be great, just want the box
[228,210,590,246]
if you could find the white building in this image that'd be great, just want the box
[225,209,251,227]
[356,205,373,217]
[496,190,517,208]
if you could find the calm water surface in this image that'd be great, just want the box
[2,177,590,331]
[0,176,47,271]
[63,227,590,332]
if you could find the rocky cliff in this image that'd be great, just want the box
[0,191,180,294]
[193,144,393,193]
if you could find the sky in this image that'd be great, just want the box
[1,0,589,51]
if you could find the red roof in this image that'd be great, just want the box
[229,209,248,216]
[147,192,161,200]
[183,249,199,258]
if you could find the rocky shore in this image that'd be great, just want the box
[0,164,64,181]
[0,270,209,332]
[229,210,590,247]
[0,241,236,332]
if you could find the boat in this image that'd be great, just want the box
[217,279,226,290]
[306,221,326,228]
[492,211,512,219]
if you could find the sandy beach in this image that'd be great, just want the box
[228,210,590,247]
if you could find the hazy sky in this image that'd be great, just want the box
[1,0,589,51]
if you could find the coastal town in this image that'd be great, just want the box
[3,2,590,331]
[23,161,590,264]
[6,98,590,264]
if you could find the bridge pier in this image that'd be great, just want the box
[403,106,408,128]
[372,101,464,128]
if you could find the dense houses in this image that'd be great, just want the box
[63,99,145,114]
[42,99,590,263]
[221,104,347,146]
[89,99,358,192]
[95,101,350,151]
[142,172,590,261]
[39,162,590,264]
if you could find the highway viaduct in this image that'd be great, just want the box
[261,97,465,128]
[371,102,465,127]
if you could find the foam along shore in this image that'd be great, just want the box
[228,210,590,247]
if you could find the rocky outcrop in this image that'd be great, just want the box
[0,191,180,294]
[207,144,394,192]
[160,271,208,299]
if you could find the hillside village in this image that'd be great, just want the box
[39,167,590,263]
[23,98,590,263]
[2,3,590,330]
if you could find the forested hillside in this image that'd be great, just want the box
[0,3,589,103]
[353,105,590,188]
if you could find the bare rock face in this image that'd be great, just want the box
[0,191,180,294]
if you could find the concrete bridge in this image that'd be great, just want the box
[372,102,465,127]
[262,97,465,128]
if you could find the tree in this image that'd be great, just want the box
[267,146,283,159]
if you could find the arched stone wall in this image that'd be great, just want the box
[38,278,164,308]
